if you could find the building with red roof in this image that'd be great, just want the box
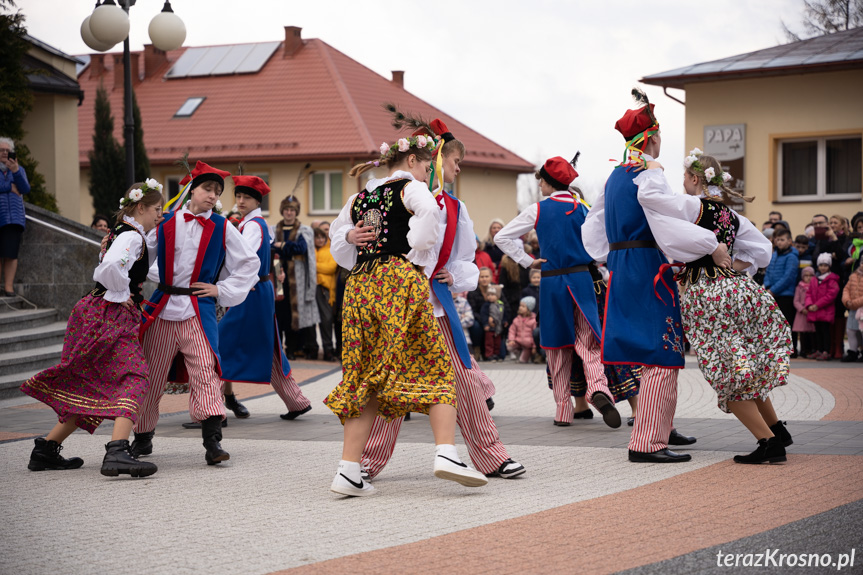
[76,26,533,232]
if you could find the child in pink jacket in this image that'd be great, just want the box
[507,296,538,363]
[804,253,840,360]
[792,266,816,358]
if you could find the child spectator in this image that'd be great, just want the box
[453,291,475,350]
[804,253,840,360]
[794,234,814,277]
[521,268,541,321]
[480,285,507,361]
[764,228,799,329]
[314,227,338,361]
[792,266,816,359]
[507,296,537,363]
[841,261,863,362]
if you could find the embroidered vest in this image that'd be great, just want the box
[350,178,412,268]
[679,198,741,286]
[92,222,149,304]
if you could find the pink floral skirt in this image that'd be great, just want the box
[20,294,150,433]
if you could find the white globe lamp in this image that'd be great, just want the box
[88,0,131,46]
[80,15,115,52]
[148,2,186,52]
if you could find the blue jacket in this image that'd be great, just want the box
[764,247,799,297]
[0,166,30,228]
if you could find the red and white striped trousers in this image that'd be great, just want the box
[269,351,311,412]
[362,316,511,476]
[628,366,677,453]
[134,317,225,432]
[546,307,611,423]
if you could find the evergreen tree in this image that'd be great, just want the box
[88,85,125,217]
[0,0,57,212]
[132,90,151,183]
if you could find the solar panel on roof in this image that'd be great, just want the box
[166,47,208,78]
[211,44,255,75]
[187,45,233,76]
[234,42,280,74]
[165,42,280,79]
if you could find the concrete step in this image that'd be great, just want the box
[0,308,57,334]
[0,295,33,312]
[0,369,39,400]
[0,321,67,353]
[0,344,62,377]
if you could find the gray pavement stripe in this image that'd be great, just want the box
[617,499,863,575]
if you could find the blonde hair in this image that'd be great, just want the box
[349,143,434,178]
[114,182,163,224]
[686,154,752,204]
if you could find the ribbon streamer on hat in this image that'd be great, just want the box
[164,179,192,213]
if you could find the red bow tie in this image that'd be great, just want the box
[184,213,208,226]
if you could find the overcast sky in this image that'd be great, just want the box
[18,0,804,207]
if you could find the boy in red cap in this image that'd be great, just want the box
[496,155,620,428]
[217,175,312,419]
[359,118,525,481]
[583,90,727,463]
[131,161,260,466]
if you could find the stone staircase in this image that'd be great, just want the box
[0,295,66,399]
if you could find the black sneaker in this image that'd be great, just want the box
[28,438,84,471]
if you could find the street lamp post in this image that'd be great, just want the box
[82,0,186,187]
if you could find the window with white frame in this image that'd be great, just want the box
[777,135,861,201]
[309,171,343,214]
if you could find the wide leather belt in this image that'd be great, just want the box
[157,283,196,296]
[608,240,658,251]
[541,264,590,278]
[259,275,270,282]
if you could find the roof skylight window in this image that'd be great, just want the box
[175,97,205,117]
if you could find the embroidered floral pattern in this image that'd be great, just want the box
[324,257,457,422]
[661,316,685,358]
[353,182,399,256]
[681,274,791,413]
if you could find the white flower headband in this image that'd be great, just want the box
[683,148,733,187]
[119,178,163,208]
[367,134,439,167]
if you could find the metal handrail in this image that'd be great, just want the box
[25,214,101,247]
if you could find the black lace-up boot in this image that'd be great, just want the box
[28,438,84,471]
[101,440,158,477]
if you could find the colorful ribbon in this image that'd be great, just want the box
[163,180,192,213]
[653,262,677,307]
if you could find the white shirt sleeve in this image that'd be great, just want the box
[402,180,440,268]
[733,214,773,272]
[241,220,264,252]
[495,204,538,269]
[329,194,358,270]
[93,231,143,303]
[634,169,720,263]
[582,190,609,262]
[445,201,480,293]
[144,227,159,266]
[216,220,261,308]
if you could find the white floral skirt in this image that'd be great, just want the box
[680,274,792,413]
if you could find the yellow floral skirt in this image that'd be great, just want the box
[324,257,457,423]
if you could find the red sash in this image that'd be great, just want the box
[432,192,460,277]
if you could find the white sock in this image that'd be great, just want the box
[338,460,362,481]
[435,444,460,462]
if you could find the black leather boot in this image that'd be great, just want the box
[201,416,230,465]
[129,431,154,458]
[769,420,793,447]
[733,437,786,464]
[101,440,158,477]
[224,393,250,419]
[28,438,84,471]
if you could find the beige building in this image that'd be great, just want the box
[642,27,863,233]
[21,35,83,220]
[76,27,532,232]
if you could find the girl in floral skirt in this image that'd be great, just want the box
[637,150,793,464]
[21,181,163,477]
[326,133,488,496]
